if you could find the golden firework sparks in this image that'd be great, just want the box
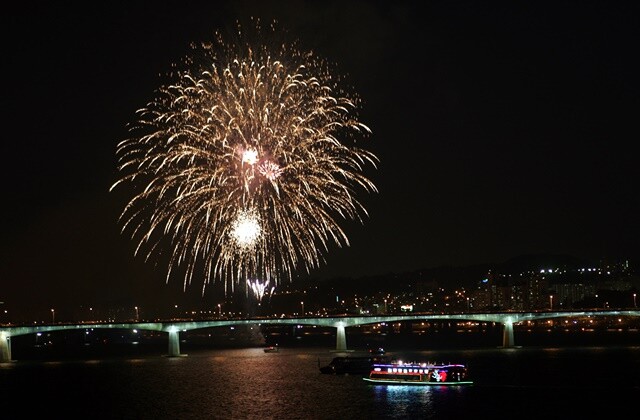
[111,19,378,295]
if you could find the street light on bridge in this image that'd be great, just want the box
[634,293,637,308]
[549,295,553,311]
[301,301,304,316]
[51,308,55,323]
[135,306,139,321]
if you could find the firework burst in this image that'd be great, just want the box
[247,278,274,303]
[111,19,378,294]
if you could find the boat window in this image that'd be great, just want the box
[370,373,422,381]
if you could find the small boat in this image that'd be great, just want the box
[363,360,473,386]
[369,347,386,356]
[263,345,279,353]
[319,354,390,375]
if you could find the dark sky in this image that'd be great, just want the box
[3,1,638,317]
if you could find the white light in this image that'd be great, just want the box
[242,148,258,165]
[231,210,261,248]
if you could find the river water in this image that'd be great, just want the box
[1,335,639,419]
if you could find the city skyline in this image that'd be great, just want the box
[3,1,638,314]
[3,251,636,324]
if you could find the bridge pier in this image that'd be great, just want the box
[335,324,347,351]
[0,332,11,362]
[167,328,181,357]
[502,320,515,347]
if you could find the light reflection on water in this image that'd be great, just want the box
[1,346,638,419]
[373,385,436,414]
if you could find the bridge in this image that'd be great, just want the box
[1,310,638,362]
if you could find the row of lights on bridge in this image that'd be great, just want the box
[10,293,638,325]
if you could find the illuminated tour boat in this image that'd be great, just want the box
[363,361,473,386]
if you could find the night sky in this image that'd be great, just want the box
[3,1,638,317]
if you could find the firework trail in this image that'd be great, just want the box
[111,19,378,295]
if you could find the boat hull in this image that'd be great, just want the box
[363,377,473,386]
